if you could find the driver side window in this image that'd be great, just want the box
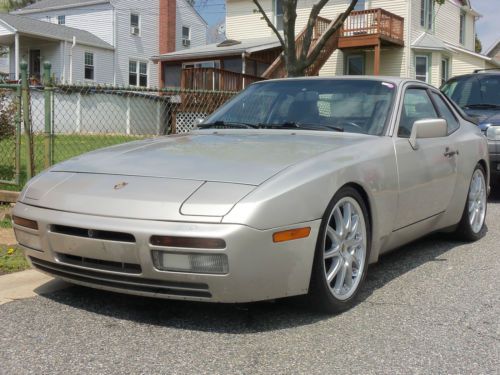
[398,88,438,138]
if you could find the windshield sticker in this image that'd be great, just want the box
[382,82,395,89]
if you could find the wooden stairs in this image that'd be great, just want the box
[262,15,343,79]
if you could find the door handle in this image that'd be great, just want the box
[444,147,459,158]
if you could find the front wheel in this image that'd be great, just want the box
[308,186,371,313]
[455,164,487,241]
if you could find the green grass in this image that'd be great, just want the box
[0,134,145,191]
[0,245,30,274]
[0,218,11,228]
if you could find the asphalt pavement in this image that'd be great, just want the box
[0,194,499,374]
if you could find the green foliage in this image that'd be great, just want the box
[434,0,446,5]
[475,34,483,53]
[0,89,16,140]
[0,245,30,274]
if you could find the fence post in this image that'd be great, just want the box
[20,61,34,180]
[43,61,53,168]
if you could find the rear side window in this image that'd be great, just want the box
[398,88,437,137]
[431,92,460,134]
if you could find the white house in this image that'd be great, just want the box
[0,0,207,87]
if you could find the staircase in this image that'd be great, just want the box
[262,15,343,79]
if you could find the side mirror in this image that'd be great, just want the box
[409,118,447,150]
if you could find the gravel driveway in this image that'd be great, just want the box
[0,195,498,375]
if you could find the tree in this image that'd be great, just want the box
[253,0,359,77]
[475,34,482,54]
[254,0,448,77]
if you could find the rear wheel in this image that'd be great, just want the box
[456,164,487,241]
[309,186,371,313]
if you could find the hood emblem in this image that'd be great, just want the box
[113,182,128,190]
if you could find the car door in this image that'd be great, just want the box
[393,86,459,229]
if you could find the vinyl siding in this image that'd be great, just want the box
[24,3,114,46]
[176,0,207,51]
[112,0,159,87]
[450,51,488,77]
[71,44,114,84]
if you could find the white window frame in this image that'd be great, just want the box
[459,11,466,45]
[182,60,221,69]
[129,59,148,87]
[130,13,140,36]
[57,15,65,25]
[415,55,429,83]
[274,0,283,31]
[84,51,94,81]
[441,57,450,86]
[346,54,365,75]
[420,0,434,31]
[182,26,191,47]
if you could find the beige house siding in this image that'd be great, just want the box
[451,51,489,77]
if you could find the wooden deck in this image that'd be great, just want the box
[181,68,264,92]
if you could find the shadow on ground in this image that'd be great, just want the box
[38,231,467,334]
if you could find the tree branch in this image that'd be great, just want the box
[303,0,358,68]
[300,0,329,62]
[253,0,285,48]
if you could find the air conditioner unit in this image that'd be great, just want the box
[131,26,139,35]
[182,38,191,47]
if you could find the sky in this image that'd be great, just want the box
[196,0,500,54]
[473,0,500,53]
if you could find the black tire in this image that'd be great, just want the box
[308,186,371,313]
[455,164,488,242]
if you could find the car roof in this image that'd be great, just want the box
[445,69,500,81]
[255,75,430,88]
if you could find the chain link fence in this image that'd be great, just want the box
[0,84,21,186]
[0,63,237,191]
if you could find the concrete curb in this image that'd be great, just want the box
[0,269,68,305]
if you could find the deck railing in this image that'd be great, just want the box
[181,68,264,92]
[341,8,404,42]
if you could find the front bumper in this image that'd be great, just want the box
[13,202,320,303]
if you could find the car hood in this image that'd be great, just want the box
[20,131,374,221]
[463,109,500,130]
[51,131,372,185]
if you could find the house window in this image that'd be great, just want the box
[415,55,429,83]
[274,0,283,31]
[129,60,148,87]
[420,0,434,30]
[130,13,140,35]
[84,52,94,80]
[57,15,65,25]
[459,11,466,45]
[182,26,191,47]
[441,58,449,86]
[354,0,365,10]
[346,55,364,75]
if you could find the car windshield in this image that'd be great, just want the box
[442,74,500,109]
[201,79,397,135]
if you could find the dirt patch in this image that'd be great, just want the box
[0,228,16,246]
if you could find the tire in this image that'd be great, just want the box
[308,186,371,313]
[455,164,488,241]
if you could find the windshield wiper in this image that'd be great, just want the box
[198,120,259,129]
[463,104,500,110]
[259,122,344,132]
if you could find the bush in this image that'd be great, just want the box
[0,89,16,140]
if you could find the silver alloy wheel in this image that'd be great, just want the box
[468,168,487,233]
[322,197,367,301]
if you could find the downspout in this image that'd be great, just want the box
[69,36,76,84]
[406,0,412,78]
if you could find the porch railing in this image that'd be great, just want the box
[181,68,264,92]
[341,8,404,42]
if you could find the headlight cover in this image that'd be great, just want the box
[486,126,500,140]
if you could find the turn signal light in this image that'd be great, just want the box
[150,236,226,249]
[273,227,311,243]
[12,216,39,230]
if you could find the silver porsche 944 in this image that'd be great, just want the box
[13,77,489,312]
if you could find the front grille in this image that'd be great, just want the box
[51,224,135,243]
[30,257,211,298]
[56,253,142,274]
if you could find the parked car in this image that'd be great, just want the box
[441,69,500,185]
[13,77,488,313]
